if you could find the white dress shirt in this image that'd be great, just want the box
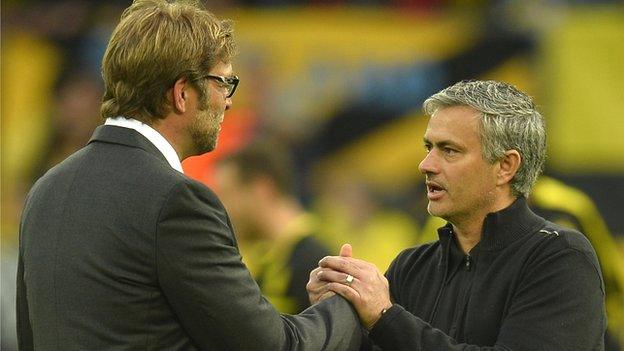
[105,117,184,173]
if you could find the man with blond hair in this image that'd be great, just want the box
[17,1,361,349]
[308,80,606,350]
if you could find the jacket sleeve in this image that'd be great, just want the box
[16,247,34,351]
[155,180,362,350]
[17,196,34,351]
[368,238,605,350]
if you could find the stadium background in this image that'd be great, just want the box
[2,0,623,349]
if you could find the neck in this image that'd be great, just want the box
[451,222,483,254]
[451,193,516,254]
[150,114,191,160]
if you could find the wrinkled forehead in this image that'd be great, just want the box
[425,106,482,145]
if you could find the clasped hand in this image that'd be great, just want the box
[306,244,392,330]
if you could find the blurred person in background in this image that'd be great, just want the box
[16,0,361,350]
[215,141,331,314]
[311,169,419,273]
[33,71,103,177]
[308,80,606,350]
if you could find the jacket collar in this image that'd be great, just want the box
[437,197,545,252]
[88,125,168,165]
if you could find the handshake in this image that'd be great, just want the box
[306,244,393,330]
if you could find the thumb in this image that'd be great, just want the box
[339,243,353,258]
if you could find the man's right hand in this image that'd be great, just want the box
[306,244,353,304]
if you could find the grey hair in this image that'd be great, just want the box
[423,80,546,198]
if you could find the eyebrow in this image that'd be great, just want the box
[423,138,464,150]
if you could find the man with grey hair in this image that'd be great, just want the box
[308,80,606,350]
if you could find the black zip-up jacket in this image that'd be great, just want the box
[366,198,606,350]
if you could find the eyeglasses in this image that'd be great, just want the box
[205,74,239,98]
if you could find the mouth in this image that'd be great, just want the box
[426,181,446,200]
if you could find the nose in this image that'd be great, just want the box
[418,150,438,175]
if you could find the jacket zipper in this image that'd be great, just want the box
[429,240,451,322]
[450,253,476,338]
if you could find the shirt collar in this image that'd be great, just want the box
[105,117,183,173]
[437,197,545,252]
[479,197,545,250]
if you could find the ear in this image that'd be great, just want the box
[496,150,521,186]
[171,77,189,114]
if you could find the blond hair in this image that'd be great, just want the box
[100,0,236,123]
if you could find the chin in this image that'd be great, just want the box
[201,143,217,155]
[427,203,449,220]
[194,133,218,155]
[207,136,218,152]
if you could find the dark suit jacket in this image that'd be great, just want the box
[17,125,361,350]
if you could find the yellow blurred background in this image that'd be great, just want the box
[2,1,623,349]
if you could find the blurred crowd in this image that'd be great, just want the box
[2,0,623,349]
